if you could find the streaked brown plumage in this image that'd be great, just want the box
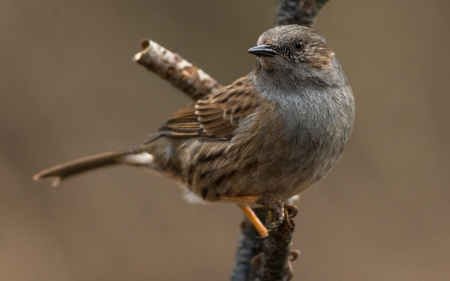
[34,25,354,231]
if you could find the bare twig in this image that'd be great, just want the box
[230,208,266,281]
[250,214,296,281]
[133,39,221,101]
[230,207,298,281]
[276,0,330,27]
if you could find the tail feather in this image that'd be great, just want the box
[33,149,135,186]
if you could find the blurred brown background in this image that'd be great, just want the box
[1,0,449,280]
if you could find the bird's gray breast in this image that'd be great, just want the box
[252,85,353,196]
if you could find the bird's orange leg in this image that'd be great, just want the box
[237,204,269,238]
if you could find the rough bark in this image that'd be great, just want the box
[230,208,267,281]
[230,208,297,281]
[133,39,221,101]
[276,0,330,28]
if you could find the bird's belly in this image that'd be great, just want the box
[180,143,334,203]
[224,137,340,200]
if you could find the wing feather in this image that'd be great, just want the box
[158,73,259,139]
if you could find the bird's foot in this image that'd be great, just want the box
[255,196,291,229]
[255,196,284,229]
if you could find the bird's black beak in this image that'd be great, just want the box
[248,44,279,57]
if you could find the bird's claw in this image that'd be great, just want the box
[256,196,286,229]
[285,203,298,218]
[289,249,301,262]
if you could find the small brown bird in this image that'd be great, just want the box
[34,25,354,237]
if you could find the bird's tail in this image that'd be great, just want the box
[33,148,154,186]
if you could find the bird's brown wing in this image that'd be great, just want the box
[158,74,260,139]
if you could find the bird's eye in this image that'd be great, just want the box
[293,40,304,51]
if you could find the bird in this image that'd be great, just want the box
[33,25,354,237]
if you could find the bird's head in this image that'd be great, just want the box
[249,25,339,86]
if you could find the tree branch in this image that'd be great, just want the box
[133,39,221,101]
[251,217,296,281]
[276,0,330,28]
[230,207,298,281]
[230,208,266,281]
